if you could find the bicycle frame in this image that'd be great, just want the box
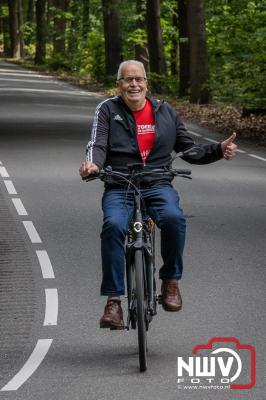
[125,168,157,331]
[82,158,193,372]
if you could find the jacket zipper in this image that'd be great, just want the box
[144,102,160,164]
[129,108,145,165]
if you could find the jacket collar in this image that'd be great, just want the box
[147,96,163,112]
[117,95,162,113]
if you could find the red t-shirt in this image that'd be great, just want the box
[132,100,155,162]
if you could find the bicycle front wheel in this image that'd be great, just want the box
[134,249,147,372]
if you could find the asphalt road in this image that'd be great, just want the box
[0,60,265,399]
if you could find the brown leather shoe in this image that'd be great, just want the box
[161,279,182,312]
[99,299,125,330]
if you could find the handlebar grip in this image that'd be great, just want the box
[82,174,99,181]
[173,169,191,175]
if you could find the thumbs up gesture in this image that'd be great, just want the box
[221,132,237,160]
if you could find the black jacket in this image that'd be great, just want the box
[86,96,223,186]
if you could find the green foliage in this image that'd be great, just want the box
[79,29,105,81]
[63,1,105,81]
[25,0,106,81]
[148,72,179,95]
[2,0,265,109]
[206,0,266,109]
[21,21,36,56]
[126,28,147,52]
[161,0,178,67]
[46,54,72,71]
[0,5,9,53]
[0,4,8,17]
[119,0,139,59]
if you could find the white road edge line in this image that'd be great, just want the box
[0,339,53,391]
[0,166,10,177]
[44,289,58,326]
[0,70,54,78]
[4,179,17,194]
[36,250,55,279]
[12,198,28,216]
[0,77,59,84]
[205,137,219,144]
[248,154,266,162]
[1,87,92,96]
[187,129,250,155]
[22,221,42,243]
[188,130,202,137]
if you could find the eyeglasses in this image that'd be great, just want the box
[118,77,147,84]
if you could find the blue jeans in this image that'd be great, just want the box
[100,185,186,296]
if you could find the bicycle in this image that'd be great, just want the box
[82,153,194,372]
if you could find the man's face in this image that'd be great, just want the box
[117,64,148,110]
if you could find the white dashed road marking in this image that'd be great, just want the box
[22,221,42,243]
[0,160,58,391]
[44,289,58,326]
[0,109,264,391]
[1,339,53,391]
[36,250,55,279]
[12,198,28,216]
[4,180,17,194]
[0,166,10,177]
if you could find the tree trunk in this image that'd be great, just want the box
[135,0,149,71]
[187,0,210,104]
[178,0,189,97]
[27,0,34,23]
[102,0,122,79]
[82,0,90,42]
[170,5,178,76]
[8,0,21,58]
[2,13,10,56]
[35,0,46,64]
[46,0,52,42]
[146,0,165,92]
[146,0,165,75]
[68,0,79,54]
[53,0,68,56]
[0,14,3,52]
[18,0,24,58]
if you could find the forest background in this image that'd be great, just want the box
[0,0,265,143]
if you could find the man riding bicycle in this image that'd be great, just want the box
[79,60,237,330]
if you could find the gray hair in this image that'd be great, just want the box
[117,60,147,80]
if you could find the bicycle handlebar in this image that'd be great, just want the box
[82,166,191,182]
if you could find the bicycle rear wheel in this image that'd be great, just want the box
[134,249,147,372]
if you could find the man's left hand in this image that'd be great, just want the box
[221,132,237,160]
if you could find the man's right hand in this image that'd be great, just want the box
[79,161,99,177]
